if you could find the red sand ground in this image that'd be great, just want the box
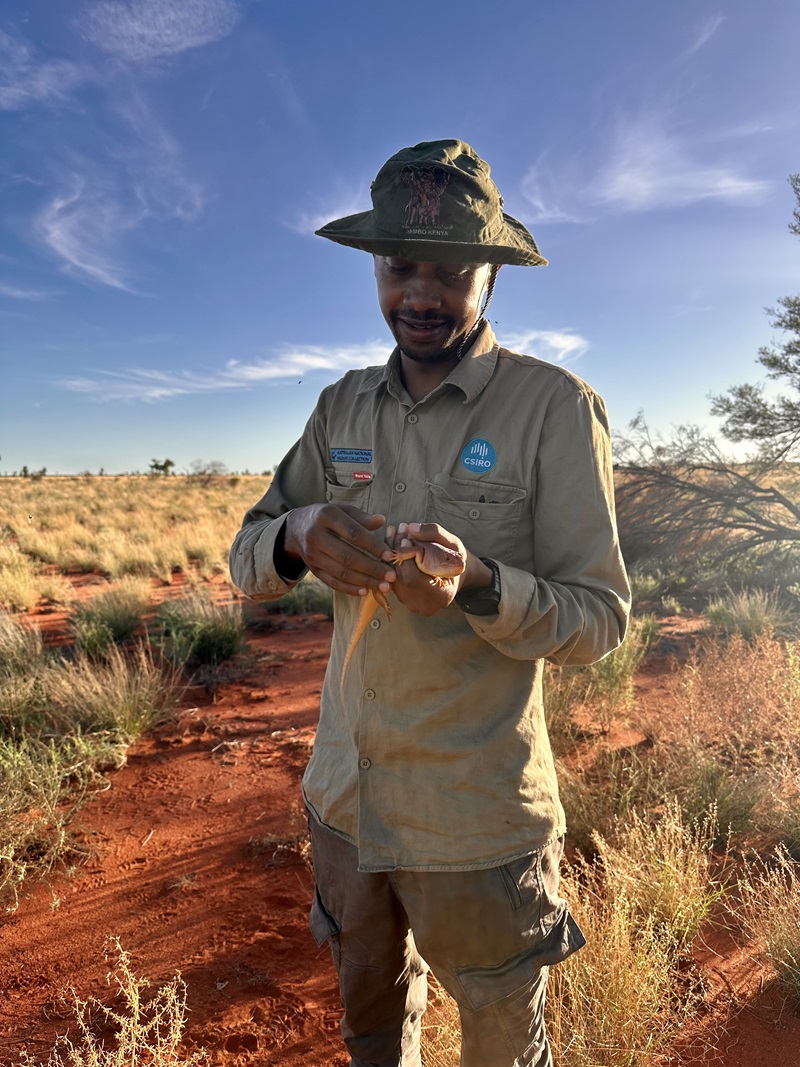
[1,604,799,1065]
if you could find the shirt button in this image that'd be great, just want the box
[395,482,406,493]
[469,507,481,519]
[359,757,372,770]
[407,413,418,424]
[268,580,277,590]
[326,489,333,501]
[364,688,376,701]
[370,618,381,630]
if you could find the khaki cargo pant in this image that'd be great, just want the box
[308,812,584,1067]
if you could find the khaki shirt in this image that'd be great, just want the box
[230,326,630,871]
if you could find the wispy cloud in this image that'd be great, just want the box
[58,340,393,401]
[0,30,87,110]
[79,0,242,62]
[0,282,52,300]
[684,14,725,57]
[499,329,589,365]
[521,113,769,221]
[289,182,372,235]
[36,89,205,290]
[592,117,768,212]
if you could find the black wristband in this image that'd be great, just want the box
[454,557,501,616]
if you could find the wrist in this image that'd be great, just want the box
[275,517,306,580]
[454,556,501,616]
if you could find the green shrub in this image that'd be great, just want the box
[707,587,791,640]
[70,576,152,647]
[43,644,180,740]
[270,574,334,617]
[158,593,246,667]
[584,614,657,709]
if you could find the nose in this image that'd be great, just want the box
[402,269,442,314]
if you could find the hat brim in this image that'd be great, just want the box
[315,210,547,267]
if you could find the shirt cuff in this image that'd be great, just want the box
[463,560,536,641]
[251,513,309,598]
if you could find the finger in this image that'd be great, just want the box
[406,522,464,553]
[337,505,387,533]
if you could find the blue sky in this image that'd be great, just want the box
[1,0,798,474]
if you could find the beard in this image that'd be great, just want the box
[388,310,468,364]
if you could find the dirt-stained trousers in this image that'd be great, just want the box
[307,811,585,1067]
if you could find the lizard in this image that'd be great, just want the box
[339,537,466,696]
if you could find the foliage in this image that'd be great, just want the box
[593,802,725,953]
[44,644,181,740]
[706,586,791,639]
[0,733,115,912]
[546,856,700,1067]
[158,593,246,667]
[12,939,207,1065]
[70,576,153,655]
[739,846,800,1004]
[615,176,800,579]
[149,457,176,476]
[269,574,334,617]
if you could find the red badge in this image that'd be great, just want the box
[353,471,373,482]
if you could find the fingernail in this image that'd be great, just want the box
[379,580,392,592]
[384,571,396,582]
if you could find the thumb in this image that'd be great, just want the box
[338,505,386,531]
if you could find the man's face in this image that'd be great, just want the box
[373,256,491,363]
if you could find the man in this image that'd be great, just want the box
[230,139,630,1067]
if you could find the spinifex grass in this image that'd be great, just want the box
[44,644,181,740]
[71,576,153,657]
[707,587,791,639]
[158,593,246,668]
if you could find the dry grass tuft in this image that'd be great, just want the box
[13,939,207,1065]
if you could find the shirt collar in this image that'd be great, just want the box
[356,323,499,405]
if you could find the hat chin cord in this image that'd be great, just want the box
[456,264,499,361]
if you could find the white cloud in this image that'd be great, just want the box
[37,94,205,290]
[0,30,87,110]
[593,118,768,212]
[80,0,242,62]
[521,114,769,221]
[290,182,372,235]
[0,282,51,299]
[684,14,725,57]
[58,340,393,401]
[498,329,589,366]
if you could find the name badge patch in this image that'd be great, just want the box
[331,448,373,464]
[461,438,496,473]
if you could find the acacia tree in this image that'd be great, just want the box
[616,175,800,571]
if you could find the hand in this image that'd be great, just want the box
[384,521,467,617]
[283,504,396,598]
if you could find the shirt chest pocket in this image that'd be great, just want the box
[325,471,372,511]
[424,474,527,562]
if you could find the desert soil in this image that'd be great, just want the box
[1,601,799,1066]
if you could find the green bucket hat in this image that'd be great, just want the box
[315,139,547,267]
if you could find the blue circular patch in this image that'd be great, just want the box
[461,438,496,473]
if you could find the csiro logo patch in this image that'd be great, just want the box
[461,438,496,473]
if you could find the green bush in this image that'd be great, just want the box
[707,587,791,639]
[70,577,153,647]
[158,593,246,667]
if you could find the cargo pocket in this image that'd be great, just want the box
[456,910,586,1012]
[310,885,341,948]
